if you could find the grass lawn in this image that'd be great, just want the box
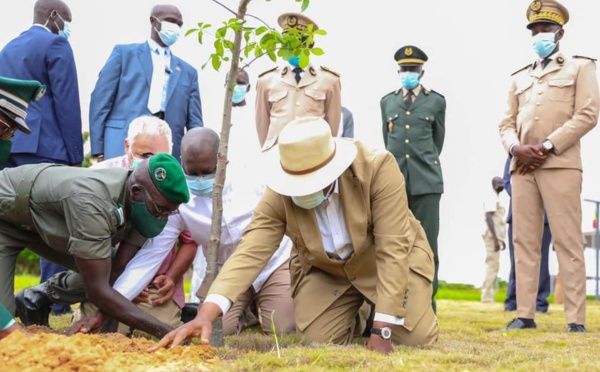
[16,276,597,371]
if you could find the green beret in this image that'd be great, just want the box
[0,76,46,135]
[148,153,190,204]
[394,45,428,66]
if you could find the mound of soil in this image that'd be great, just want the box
[0,330,216,371]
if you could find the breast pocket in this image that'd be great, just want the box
[268,90,288,115]
[304,89,326,115]
[417,114,435,140]
[548,78,575,102]
[515,80,533,106]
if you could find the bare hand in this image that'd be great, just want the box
[133,288,150,304]
[494,239,502,252]
[150,275,175,306]
[513,144,547,174]
[67,311,105,335]
[366,334,394,354]
[0,322,29,340]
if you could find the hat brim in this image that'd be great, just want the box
[264,138,358,197]
[0,107,31,134]
[526,20,562,29]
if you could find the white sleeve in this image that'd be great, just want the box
[113,214,184,300]
[373,312,405,326]
[204,294,233,315]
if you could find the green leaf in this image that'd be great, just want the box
[214,40,224,56]
[314,29,327,36]
[301,0,310,12]
[256,26,268,36]
[267,50,277,62]
[185,28,198,37]
[211,54,221,71]
[299,53,310,69]
[216,26,227,38]
[223,40,235,51]
[311,47,324,56]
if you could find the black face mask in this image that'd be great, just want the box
[495,186,504,193]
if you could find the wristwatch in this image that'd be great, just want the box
[542,139,554,153]
[371,327,392,340]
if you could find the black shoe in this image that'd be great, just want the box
[14,284,53,327]
[180,302,199,324]
[567,323,586,333]
[501,317,536,331]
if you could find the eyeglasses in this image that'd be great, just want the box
[138,185,180,218]
[0,119,16,139]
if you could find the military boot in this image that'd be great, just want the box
[15,283,53,326]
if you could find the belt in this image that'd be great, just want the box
[15,164,62,231]
[152,111,165,120]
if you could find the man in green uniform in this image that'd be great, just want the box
[380,45,446,312]
[0,152,189,338]
[0,77,45,164]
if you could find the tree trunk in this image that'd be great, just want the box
[206,0,252,347]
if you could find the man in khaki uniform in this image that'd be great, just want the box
[255,12,341,151]
[481,177,507,303]
[499,0,599,332]
[154,117,439,354]
[0,153,190,339]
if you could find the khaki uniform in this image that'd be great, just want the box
[209,143,439,346]
[0,164,145,314]
[499,54,600,324]
[255,65,341,150]
[481,193,507,302]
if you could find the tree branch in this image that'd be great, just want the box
[211,0,238,17]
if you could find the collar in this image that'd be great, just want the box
[539,50,559,64]
[147,39,169,56]
[32,24,51,32]
[402,85,422,98]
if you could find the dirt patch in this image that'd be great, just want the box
[0,331,216,371]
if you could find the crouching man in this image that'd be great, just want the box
[153,117,439,354]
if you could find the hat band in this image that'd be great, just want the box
[281,145,337,175]
[397,58,426,65]
[0,99,26,120]
[528,11,565,26]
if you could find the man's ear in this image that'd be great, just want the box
[556,28,565,41]
[420,70,426,79]
[124,139,130,154]
[246,84,251,92]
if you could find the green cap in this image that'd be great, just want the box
[148,153,190,204]
[0,77,46,135]
[394,45,428,66]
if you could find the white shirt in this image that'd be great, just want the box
[228,103,262,172]
[113,169,292,303]
[147,39,172,112]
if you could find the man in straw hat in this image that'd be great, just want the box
[499,0,599,332]
[153,116,439,353]
[255,12,341,151]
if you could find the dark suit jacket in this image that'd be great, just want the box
[0,26,83,164]
[341,106,354,138]
[381,85,446,196]
[89,42,203,160]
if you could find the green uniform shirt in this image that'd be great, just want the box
[380,85,446,196]
[0,304,14,331]
[0,164,145,259]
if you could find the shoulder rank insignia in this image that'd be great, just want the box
[511,63,533,76]
[556,56,565,64]
[573,55,597,62]
[113,205,125,228]
[381,90,398,100]
[320,65,340,77]
[309,66,317,76]
[427,89,445,98]
[258,66,278,78]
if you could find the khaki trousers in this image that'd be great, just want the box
[481,235,500,302]
[221,261,295,336]
[512,169,586,324]
[300,271,439,346]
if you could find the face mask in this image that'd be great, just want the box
[232,84,248,104]
[154,18,181,46]
[131,156,144,170]
[186,174,215,196]
[399,71,420,90]
[0,139,11,164]
[52,13,71,40]
[292,190,327,209]
[532,30,559,59]
[288,56,300,67]
[131,200,168,238]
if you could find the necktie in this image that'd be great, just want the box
[293,67,303,84]
[541,58,551,69]
[148,48,167,113]
[404,90,414,109]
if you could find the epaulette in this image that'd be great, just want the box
[320,65,340,77]
[511,64,532,76]
[427,89,445,99]
[573,55,597,62]
[258,66,278,78]
[381,90,399,100]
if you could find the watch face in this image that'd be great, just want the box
[381,327,392,339]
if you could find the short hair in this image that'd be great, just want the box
[226,68,250,85]
[126,115,173,153]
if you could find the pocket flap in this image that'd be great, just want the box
[515,81,533,95]
[268,90,288,102]
[105,119,127,129]
[418,114,435,122]
[305,89,326,101]
[548,78,574,88]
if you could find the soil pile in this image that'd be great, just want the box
[0,331,216,371]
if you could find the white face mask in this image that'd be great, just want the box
[292,190,327,209]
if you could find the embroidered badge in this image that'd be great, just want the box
[405,47,413,56]
[154,167,167,181]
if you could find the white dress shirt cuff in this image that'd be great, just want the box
[509,144,517,156]
[374,312,405,326]
[205,294,232,315]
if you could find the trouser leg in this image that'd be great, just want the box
[537,224,552,312]
[254,261,295,334]
[481,235,500,302]
[504,222,517,310]
[0,245,22,315]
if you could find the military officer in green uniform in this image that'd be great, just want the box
[0,77,45,164]
[0,152,189,339]
[380,45,446,312]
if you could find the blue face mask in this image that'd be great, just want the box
[532,30,559,59]
[398,71,420,90]
[186,174,215,196]
[288,56,300,67]
[154,18,181,46]
[232,84,248,104]
[292,190,326,209]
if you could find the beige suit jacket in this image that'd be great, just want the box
[499,53,600,171]
[209,142,434,331]
[255,64,342,151]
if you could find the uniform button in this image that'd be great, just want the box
[434,160,438,164]
[535,117,539,120]
[296,88,301,92]
[536,102,541,106]
[405,124,410,129]
[405,139,409,143]
[538,80,543,84]
[295,102,300,106]
[388,117,392,121]
[406,111,411,115]
[350,276,356,282]
[333,290,340,297]
[538,91,543,95]
[394,114,398,118]
[406,154,410,159]
[425,116,430,120]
